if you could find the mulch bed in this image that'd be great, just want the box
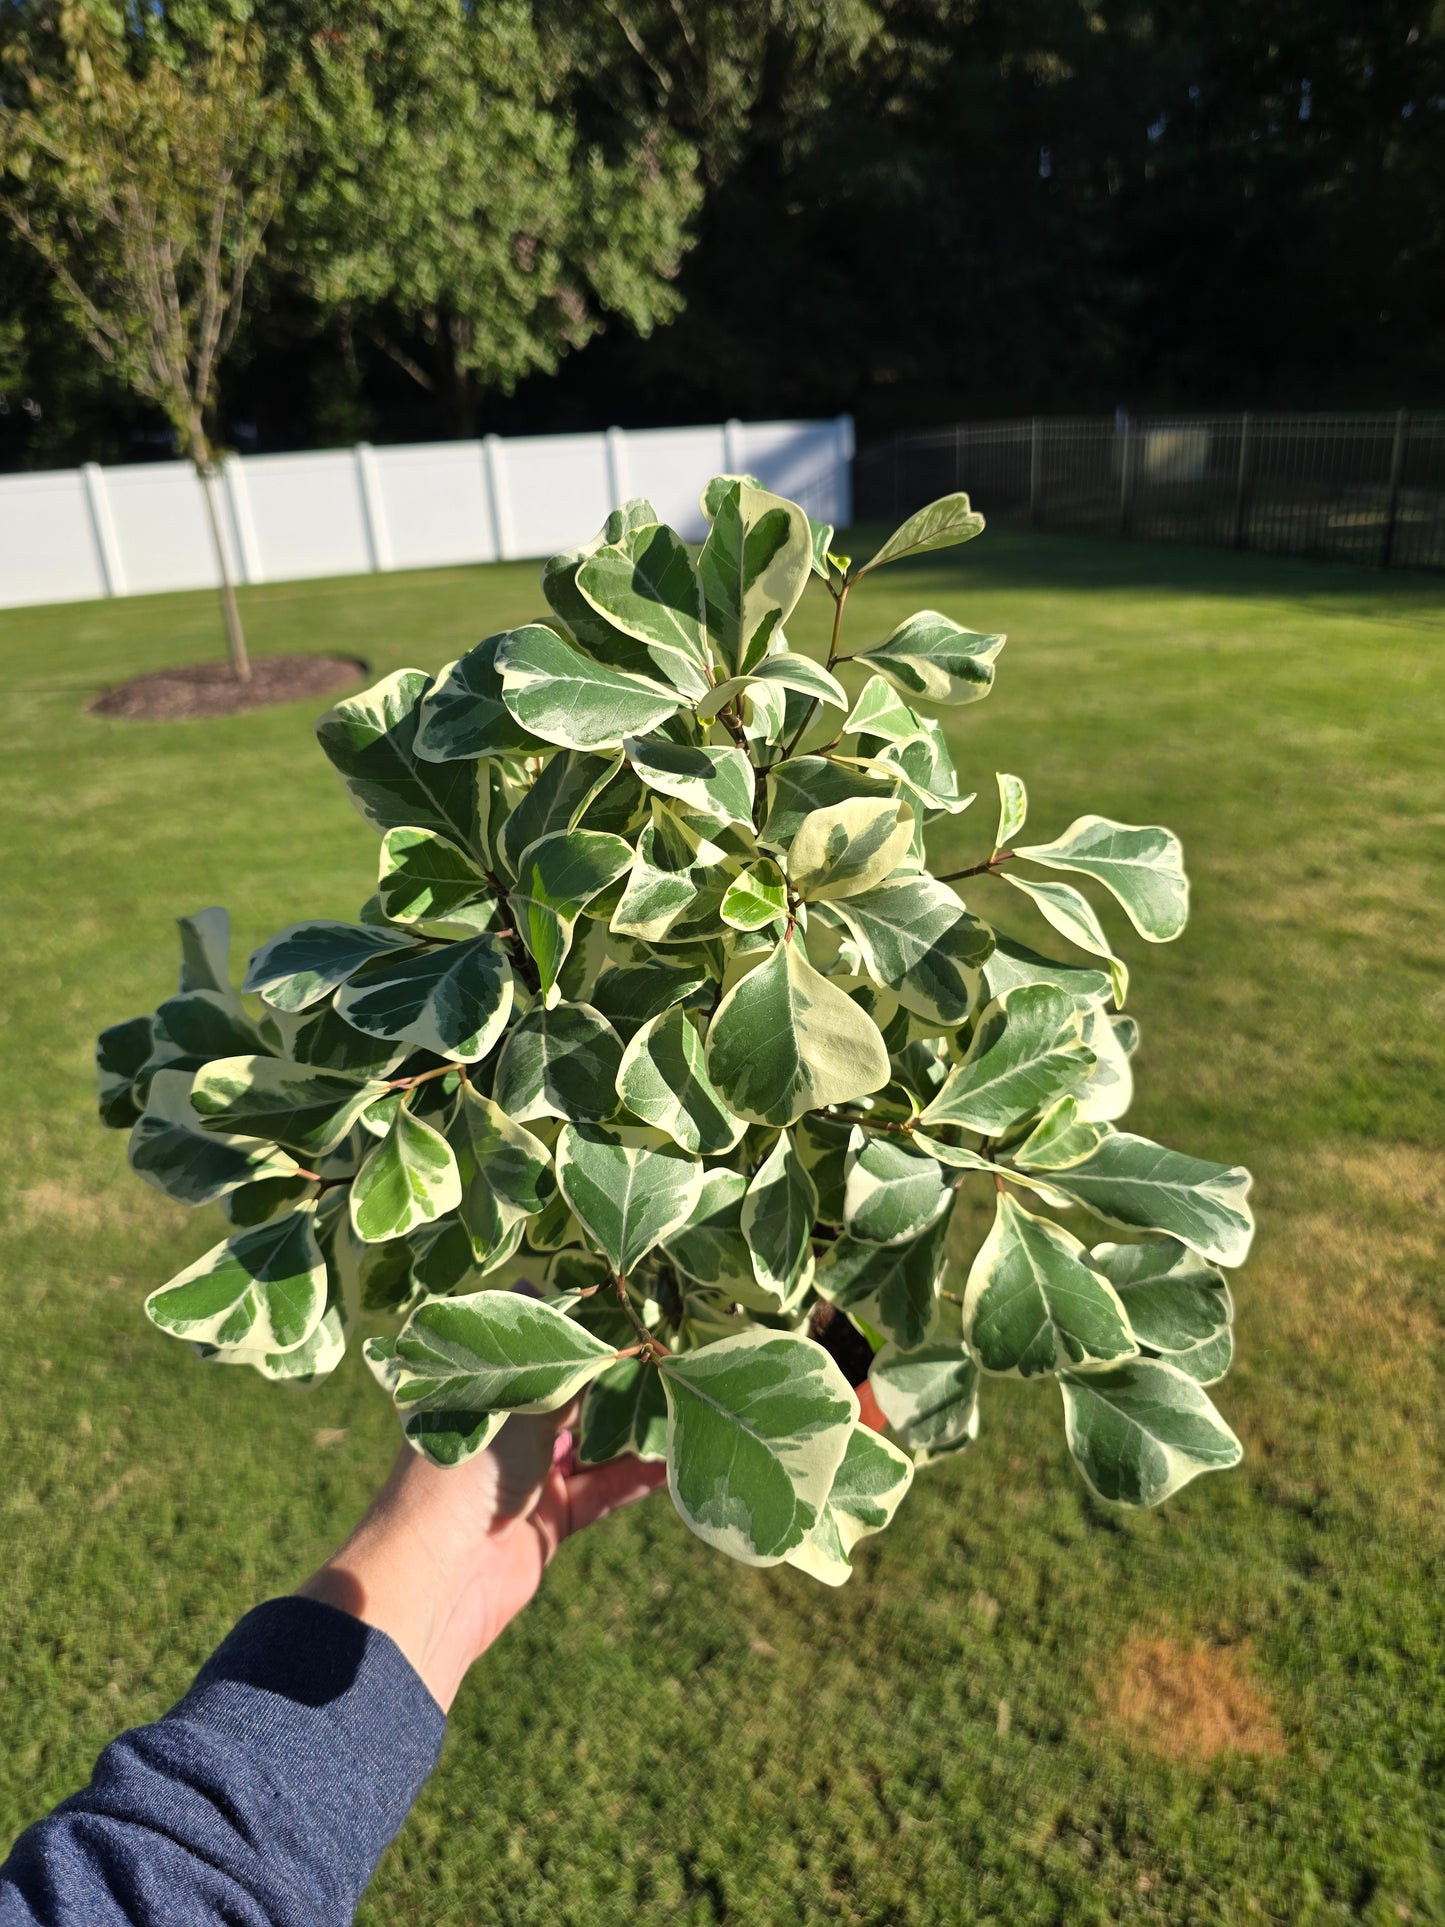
[89,654,367,720]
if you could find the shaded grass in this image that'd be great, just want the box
[0,529,1441,1925]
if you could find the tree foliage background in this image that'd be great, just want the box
[1,0,1441,467]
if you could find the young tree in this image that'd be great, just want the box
[0,9,295,678]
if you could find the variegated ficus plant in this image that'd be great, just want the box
[98,478,1253,1582]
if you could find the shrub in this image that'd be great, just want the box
[98,479,1252,1579]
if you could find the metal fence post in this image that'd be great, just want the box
[1029,418,1042,527]
[1381,410,1410,569]
[1232,412,1254,551]
[1118,413,1135,538]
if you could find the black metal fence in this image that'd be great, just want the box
[853,413,1445,571]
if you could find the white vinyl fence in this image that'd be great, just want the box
[0,416,854,612]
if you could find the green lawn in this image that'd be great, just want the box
[1,529,1441,1925]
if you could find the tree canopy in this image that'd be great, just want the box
[1,0,1440,465]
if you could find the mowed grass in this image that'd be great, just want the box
[0,528,1442,1926]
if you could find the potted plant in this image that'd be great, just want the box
[98,478,1252,1583]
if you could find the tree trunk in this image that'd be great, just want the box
[189,413,250,682]
[443,315,478,439]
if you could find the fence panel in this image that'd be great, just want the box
[369,441,498,572]
[0,415,854,612]
[855,413,1445,572]
[98,463,230,596]
[0,469,107,606]
[620,425,729,540]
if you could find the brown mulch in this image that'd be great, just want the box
[89,654,367,720]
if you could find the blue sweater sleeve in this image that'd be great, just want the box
[0,1597,446,1927]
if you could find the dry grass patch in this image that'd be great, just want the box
[1233,1142,1445,1528]
[1251,1143,1443,1365]
[15,1177,180,1238]
[1101,1637,1284,1761]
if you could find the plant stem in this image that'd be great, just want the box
[821,1107,914,1136]
[295,1168,355,1192]
[613,1272,670,1358]
[936,851,1015,884]
[388,1063,457,1092]
[780,582,850,762]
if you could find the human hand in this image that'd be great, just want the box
[298,1410,666,1712]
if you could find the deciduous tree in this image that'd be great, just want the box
[266,0,701,434]
[0,7,295,675]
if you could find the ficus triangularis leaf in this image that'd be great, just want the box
[99,480,1252,1575]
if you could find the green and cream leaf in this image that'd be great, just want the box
[660,1168,754,1295]
[495,625,685,751]
[697,481,815,676]
[760,755,895,853]
[624,737,754,827]
[510,830,634,1001]
[336,934,513,1062]
[579,1358,669,1464]
[855,610,1005,705]
[555,1124,704,1273]
[995,772,1027,847]
[350,1106,462,1244]
[1088,1238,1233,1356]
[492,1002,624,1123]
[842,1132,950,1247]
[1015,816,1188,942]
[190,1055,385,1158]
[616,1007,746,1155]
[387,1291,618,1417]
[829,879,992,1026]
[720,859,788,932]
[816,1212,950,1353]
[741,1131,817,1310]
[853,492,987,576]
[243,919,419,1012]
[660,1330,856,1564]
[1007,1095,1106,1171]
[317,668,484,857]
[705,938,889,1126]
[964,1192,1137,1378]
[841,675,926,743]
[699,652,848,721]
[1042,1132,1255,1268]
[870,1341,981,1464]
[130,1071,299,1207]
[1001,871,1129,1006]
[146,1207,326,1355]
[920,985,1095,1135]
[1059,1358,1242,1506]
[575,521,710,695]
[413,632,550,761]
[784,798,916,903]
[447,1087,552,1265]
[785,1424,914,1585]
[378,827,492,929]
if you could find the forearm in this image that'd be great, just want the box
[0,1424,661,1926]
[0,1597,444,1927]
